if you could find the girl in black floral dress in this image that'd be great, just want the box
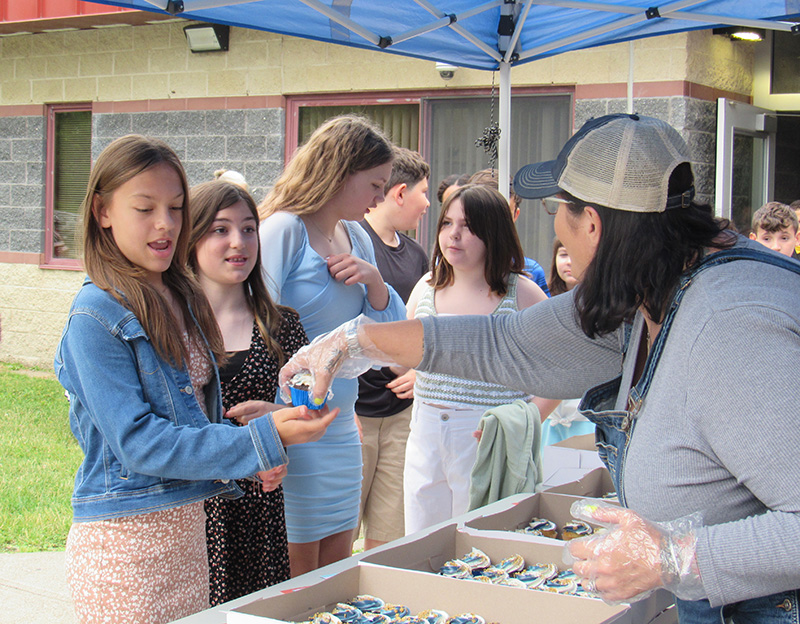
[188,180,308,605]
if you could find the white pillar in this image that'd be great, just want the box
[498,60,512,200]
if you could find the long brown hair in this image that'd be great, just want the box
[258,114,393,218]
[188,180,293,365]
[428,184,525,296]
[82,134,225,365]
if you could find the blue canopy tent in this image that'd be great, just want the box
[84,0,800,196]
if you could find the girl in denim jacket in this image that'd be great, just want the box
[55,135,337,624]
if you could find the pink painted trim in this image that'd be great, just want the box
[575,80,750,104]
[44,102,91,268]
[88,95,286,115]
[39,258,83,270]
[0,251,44,265]
[0,105,45,117]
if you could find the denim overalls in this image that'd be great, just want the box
[577,246,800,624]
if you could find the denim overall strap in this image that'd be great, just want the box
[628,247,800,420]
[580,247,800,502]
[604,247,800,624]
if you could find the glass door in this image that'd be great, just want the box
[715,98,777,233]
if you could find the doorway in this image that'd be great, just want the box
[774,113,800,205]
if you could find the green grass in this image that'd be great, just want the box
[0,363,81,552]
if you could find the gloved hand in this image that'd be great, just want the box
[278,315,398,405]
[565,499,705,604]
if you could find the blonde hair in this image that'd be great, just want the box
[188,180,294,365]
[82,134,225,366]
[259,115,393,218]
[214,169,249,191]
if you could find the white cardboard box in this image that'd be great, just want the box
[361,522,569,575]
[226,562,634,624]
[462,491,610,544]
[541,434,606,487]
[544,466,617,499]
[361,525,674,624]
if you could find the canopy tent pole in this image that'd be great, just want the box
[498,60,512,200]
[627,40,634,114]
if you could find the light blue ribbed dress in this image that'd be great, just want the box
[259,211,405,543]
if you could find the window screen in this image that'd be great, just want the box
[51,109,91,260]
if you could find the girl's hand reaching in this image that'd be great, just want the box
[226,400,282,425]
[271,404,339,446]
[255,465,287,492]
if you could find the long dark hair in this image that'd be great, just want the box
[428,184,525,296]
[188,180,295,365]
[571,164,734,338]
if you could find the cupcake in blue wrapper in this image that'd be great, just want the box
[289,372,328,410]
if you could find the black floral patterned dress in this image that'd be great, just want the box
[205,309,308,606]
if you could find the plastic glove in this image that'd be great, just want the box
[565,499,705,604]
[278,315,398,405]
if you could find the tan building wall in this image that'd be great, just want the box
[0,22,752,104]
[0,261,84,368]
[0,22,756,368]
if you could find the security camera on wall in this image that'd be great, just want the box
[435,62,458,80]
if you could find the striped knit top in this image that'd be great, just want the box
[413,272,532,408]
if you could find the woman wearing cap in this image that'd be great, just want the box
[281,113,800,623]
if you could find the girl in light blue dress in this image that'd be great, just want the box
[258,115,406,576]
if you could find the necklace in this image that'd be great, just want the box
[306,216,337,243]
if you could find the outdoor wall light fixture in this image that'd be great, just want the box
[712,26,766,42]
[436,62,458,80]
[184,23,230,52]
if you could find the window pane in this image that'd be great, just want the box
[771,30,800,95]
[298,105,419,150]
[53,111,91,259]
[425,94,571,271]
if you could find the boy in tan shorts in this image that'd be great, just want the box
[355,147,430,549]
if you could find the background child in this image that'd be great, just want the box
[791,199,800,258]
[188,180,307,604]
[258,115,406,575]
[749,201,799,257]
[56,135,335,624]
[468,168,551,296]
[355,147,430,550]
[404,184,547,533]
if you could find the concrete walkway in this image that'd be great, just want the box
[0,551,76,624]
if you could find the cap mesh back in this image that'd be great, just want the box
[558,116,690,212]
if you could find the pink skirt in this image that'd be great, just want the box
[66,502,209,624]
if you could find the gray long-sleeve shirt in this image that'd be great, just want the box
[417,238,800,607]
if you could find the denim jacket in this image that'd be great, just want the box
[55,279,288,522]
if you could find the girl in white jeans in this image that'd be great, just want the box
[404,184,549,534]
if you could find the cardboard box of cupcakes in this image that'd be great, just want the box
[225,470,676,624]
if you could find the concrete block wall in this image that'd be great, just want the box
[0,105,284,368]
[0,116,45,255]
[0,21,756,367]
[92,107,284,202]
[574,96,718,207]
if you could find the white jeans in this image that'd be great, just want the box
[403,400,484,535]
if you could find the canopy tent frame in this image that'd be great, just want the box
[100,0,800,198]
